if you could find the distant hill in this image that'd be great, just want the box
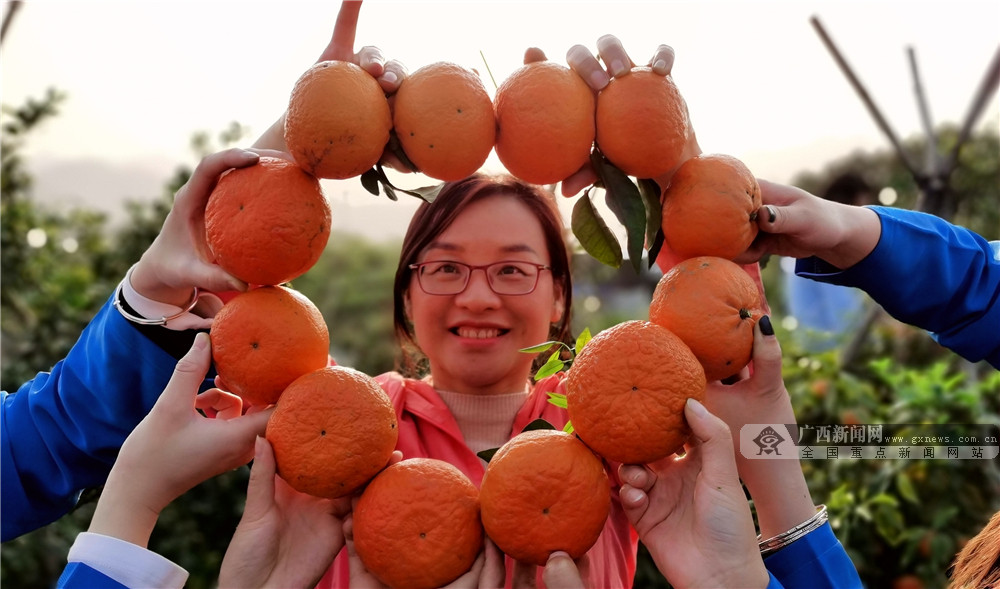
[26,155,421,242]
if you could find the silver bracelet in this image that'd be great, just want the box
[112,275,201,327]
[757,504,828,557]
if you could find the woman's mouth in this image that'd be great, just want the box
[451,326,509,339]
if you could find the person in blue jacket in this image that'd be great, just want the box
[0,148,266,542]
[739,179,1000,370]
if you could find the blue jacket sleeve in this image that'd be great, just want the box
[56,563,129,589]
[796,206,1000,369]
[764,522,862,588]
[0,294,196,541]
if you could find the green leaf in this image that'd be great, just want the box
[386,130,420,173]
[592,150,646,273]
[374,164,442,203]
[574,327,592,356]
[571,189,622,268]
[563,421,575,434]
[477,447,500,463]
[647,227,665,270]
[638,178,662,248]
[894,472,920,504]
[522,418,557,432]
[360,168,381,196]
[546,392,568,409]
[534,350,565,380]
[519,340,564,354]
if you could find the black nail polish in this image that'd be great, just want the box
[759,315,774,336]
[766,205,777,223]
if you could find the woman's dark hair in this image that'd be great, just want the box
[392,174,573,376]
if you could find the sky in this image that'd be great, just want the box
[2,0,998,240]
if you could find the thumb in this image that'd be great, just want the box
[684,399,740,491]
[158,333,212,409]
[755,180,811,236]
[242,436,277,520]
[748,316,782,385]
[189,261,248,295]
[543,552,583,589]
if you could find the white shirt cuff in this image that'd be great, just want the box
[67,532,188,589]
[120,266,223,331]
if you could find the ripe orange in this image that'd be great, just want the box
[393,62,495,181]
[284,60,392,179]
[265,366,398,499]
[566,320,706,464]
[661,154,762,260]
[596,67,691,179]
[494,61,595,185]
[353,458,482,589]
[479,429,610,566]
[648,256,764,382]
[210,285,329,407]
[205,156,331,287]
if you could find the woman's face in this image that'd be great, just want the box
[405,194,564,395]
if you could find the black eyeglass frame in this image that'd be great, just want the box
[407,260,552,296]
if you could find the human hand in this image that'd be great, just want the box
[218,436,351,589]
[561,34,701,196]
[736,179,882,269]
[88,333,272,547]
[705,317,817,540]
[130,148,286,305]
[619,398,769,589]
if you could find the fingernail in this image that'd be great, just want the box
[759,315,774,336]
[622,486,644,505]
[766,205,777,223]
[589,70,609,90]
[686,397,708,418]
[192,332,208,350]
[382,71,398,84]
[547,551,571,563]
[254,435,266,457]
[651,59,668,74]
[240,149,259,160]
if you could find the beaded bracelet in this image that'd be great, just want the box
[757,504,828,557]
[111,268,201,327]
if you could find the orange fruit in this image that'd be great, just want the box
[648,256,764,382]
[210,285,329,406]
[566,320,706,464]
[479,429,610,566]
[265,366,398,499]
[205,156,331,286]
[284,60,392,179]
[393,62,495,181]
[596,67,691,179]
[353,458,482,589]
[661,154,762,260]
[494,61,595,185]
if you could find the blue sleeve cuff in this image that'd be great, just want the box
[764,522,862,588]
[57,562,129,589]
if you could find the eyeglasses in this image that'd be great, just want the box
[408,260,551,296]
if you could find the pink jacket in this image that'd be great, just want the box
[315,372,638,589]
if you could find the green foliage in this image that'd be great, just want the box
[292,234,402,375]
[779,320,1000,589]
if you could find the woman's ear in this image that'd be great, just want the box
[550,288,566,323]
[403,290,413,322]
